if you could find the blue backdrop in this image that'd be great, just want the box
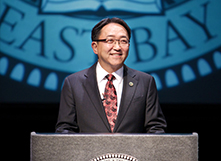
[0,0,221,103]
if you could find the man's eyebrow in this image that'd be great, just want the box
[106,35,115,37]
[106,35,128,38]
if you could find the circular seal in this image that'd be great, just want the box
[91,153,138,161]
[0,0,221,103]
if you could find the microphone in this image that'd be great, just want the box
[101,93,105,102]
[101,98,105,102]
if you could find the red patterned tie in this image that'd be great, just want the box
[103,74,118,132]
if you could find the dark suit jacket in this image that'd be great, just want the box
[55,62,167,133]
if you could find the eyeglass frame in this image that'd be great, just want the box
[93,37,130,46]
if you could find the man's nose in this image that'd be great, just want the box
[113,40,121,50]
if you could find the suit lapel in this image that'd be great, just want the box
[114,66,138,132]
[82,63,138,133]
[82,63,111,131]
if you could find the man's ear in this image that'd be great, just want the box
[91,41,98,55]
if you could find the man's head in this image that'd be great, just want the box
[91,17,131,41]
[91,18,131,73]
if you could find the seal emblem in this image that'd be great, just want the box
[0,0,220,103]
[40,0,164,19]
[91,153,138,161]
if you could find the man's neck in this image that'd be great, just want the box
[98,61,124,74]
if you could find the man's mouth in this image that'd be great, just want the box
[110,53,122,56]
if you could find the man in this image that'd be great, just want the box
[55,17,167,133]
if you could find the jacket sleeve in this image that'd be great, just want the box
[55,77,79,133]
[145,76,167,133]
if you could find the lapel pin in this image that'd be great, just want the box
[129,82,134,87]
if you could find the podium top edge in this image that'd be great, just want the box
[31,132,198,137]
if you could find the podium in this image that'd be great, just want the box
[30,132,198,161]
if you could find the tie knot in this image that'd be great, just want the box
[106,74,115,81]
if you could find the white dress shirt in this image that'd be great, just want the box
[96,62,124,113]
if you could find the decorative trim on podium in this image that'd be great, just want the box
[91,153,138,161]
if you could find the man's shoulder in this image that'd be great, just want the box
[67,68,88,79]
[126,65,153,79]
[65,71,86,85]
[65,63,95,81]
[126,66,156,90]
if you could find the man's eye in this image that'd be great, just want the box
[106,39,114,43]
[120,39,128,44]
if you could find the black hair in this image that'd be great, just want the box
[91,17,131,41]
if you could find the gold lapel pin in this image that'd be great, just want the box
[129,82,134,87]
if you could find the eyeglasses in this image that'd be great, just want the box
[94,37,130,47]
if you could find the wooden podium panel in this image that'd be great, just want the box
[30,132,198,161]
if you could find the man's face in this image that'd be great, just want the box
[92,23,130,73]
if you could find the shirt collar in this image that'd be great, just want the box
[96,62,124,83]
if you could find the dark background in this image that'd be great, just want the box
[1,103,220,160]
[1,70,221,160]
[1,0,221,159]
